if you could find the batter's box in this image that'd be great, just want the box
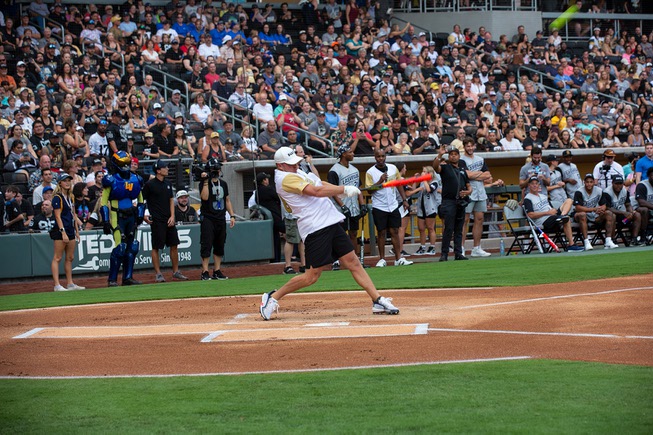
[201,323,429,343]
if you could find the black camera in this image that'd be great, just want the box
[193,158,221,179]
[601,164,611,172]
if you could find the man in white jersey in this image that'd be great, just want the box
[635,166,653,243]
[460,138,494,257]
[523,176,583,252]
[573,173,619,250]
[558,150,582,199]
[259,147,399,320]
[605,175,644,246]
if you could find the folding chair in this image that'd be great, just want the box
[504,205,535,255]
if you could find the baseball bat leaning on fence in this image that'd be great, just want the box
[361,174,433,192]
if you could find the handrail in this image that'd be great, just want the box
[142,64,190,105]
[392,0,538,13]
[516,64,638,109]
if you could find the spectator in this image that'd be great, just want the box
[4,185,26,233]
[29,198,56,233]
[635,143,653,183]
[258,120,284,159]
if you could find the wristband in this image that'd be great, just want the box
[59,228,65,232]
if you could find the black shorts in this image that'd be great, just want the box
[372,207,401,232]
[200,217,227,258]
[418,213,437,220]
[542,215,560,232]
[150,221,180,250]
[339,215,360,232]
[50,228,75,240]
[304,223,354,269]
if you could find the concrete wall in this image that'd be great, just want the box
[395,11,544,40]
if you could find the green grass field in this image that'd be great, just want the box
[1,249,652,432]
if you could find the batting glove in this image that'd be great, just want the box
[340,205,351,218]
[343,185,361,198]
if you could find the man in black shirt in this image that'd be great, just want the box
[433,146,472,261]
[174,190,198,224]
[522,126,545,151]
[412,126,439,154]
[142,159,187,283]
[106,111,128,153]
[29,199,56,233]
[199,159,236,280]
[155,122,177,157]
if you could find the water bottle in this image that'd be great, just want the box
[499,238,505,256]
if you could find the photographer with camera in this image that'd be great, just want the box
[592,149,624,190]
[433,146,472,261]
[198,158,236,281]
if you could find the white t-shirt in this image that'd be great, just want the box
[500,137,522,151]
[365,164,400,213]
[189,104,211,123]
[253,103,274,123]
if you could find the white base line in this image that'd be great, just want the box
[0,356,532,379]
[200,331,226,343]
[428,328,653,340]
[226,314,249,324]
[459,286,653,310]
[12,328,44,339]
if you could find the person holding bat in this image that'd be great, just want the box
[259,147,400,320]
[365,149,414,268]
[523,176,584,252]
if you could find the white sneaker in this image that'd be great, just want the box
[426,246,436,255]
[395,257,413,266]
[376,258,387,268]
[67,283,86,290]
[372,296,400,315]
[584,240,594,251]
[471,247,491,257]
[604,240,619,249]
[53,284,67,291]
[260,291,279,320]
[462,247,466,256]
[414,246,427,255]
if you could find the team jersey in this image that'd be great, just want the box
[549,168,568,205]
[604,185,629,212]
[523,192,552,227]
[327,162,361,216]
[275,169,344,241]
[558,161,582,198]
[573,186,604,221]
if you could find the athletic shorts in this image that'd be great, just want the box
[151,221,180,250]
[339,215,360,232]
[284,218,301,244]
[304,223,354,269]
[542,215,561,232]
[417,213,437,220]
[372,207,401,232]
[465,200,488,214]
[200,217,227,258]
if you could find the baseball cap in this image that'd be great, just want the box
[154,159,169,170]
[211,132,220,138]
[58,173,73,182]
[174,124,184,130]
[546,154,558,162]
[584,173,595,180]
[172,89,181,95]
[222,35,232,44]
[612,175,624,184]
[88,19,96,25]
[157,113,167,119]
[336,144,351,158]
[153,103,162,109]
[92,158,102,165]
[465,97,474,102]
[43,186,54,194]
[278,94,288,100]
[256,172,270,183]
[174,111,183,118]
[17,61,26,67]
[528,175,540,183]
[274,147,303,165]
[317,111,326,116]
[562,150,573,157]
[603,149,616,157]
[530,126,538,132]
[175,190,189,199]
[446,146,460,154]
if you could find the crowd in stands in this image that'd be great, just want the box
[1,0,653,235]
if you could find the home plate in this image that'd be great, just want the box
[202,323,429,342]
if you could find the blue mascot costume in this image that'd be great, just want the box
[101,151,145,286]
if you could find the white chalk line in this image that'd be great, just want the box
[458,286,653,310]
[428,328,653,340]
[0,356,532,379]
[0,287,494,314]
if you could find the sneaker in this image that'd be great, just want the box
[454,254,469,261]
[155,273,166,283]
[471,247,491,257]
[332,260,340,271]
[201,271,211,281]
[108,281,119,287]
[567,245,584,252]
[426,246,436,255]
[67,283,86,290]
[631,236,643,246]
[584,240,594,251]
[372,296,400,315]
[439,255,448,262]
[395,257,413,266]
[376,258,387,268]
[604,239,619,249]
[389,248,395,255]
[283,266,296,275]
[299,266,306,273]
[461,247,466,257]
[400,250,410,257]
[123,278,142,286]
[260,291,279,320]
[172,271,188,280]
[556,215,570,225]
[53,284,67,291]
[212,270,229,280]
[414,246,427,255]
[448,247,454,253]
